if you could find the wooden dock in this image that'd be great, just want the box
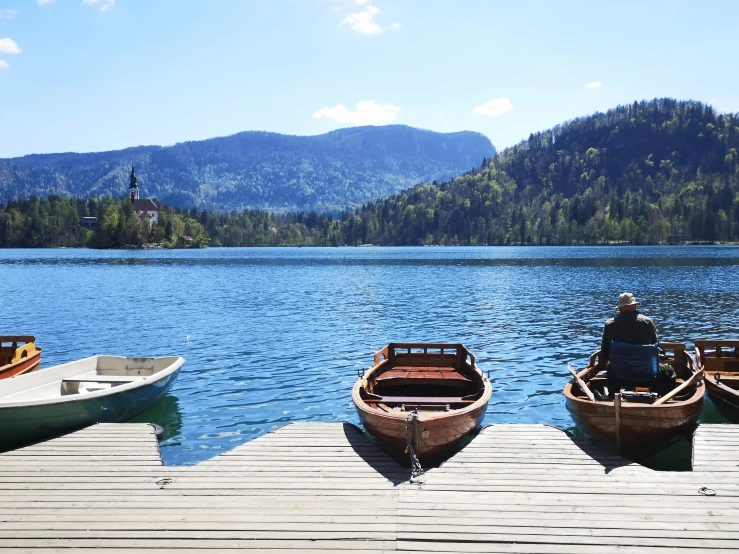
[692,423,739,472]
[1,422,739,553]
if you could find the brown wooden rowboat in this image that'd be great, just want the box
[352,343,492,464]
[564,342,704,457]
[695,339,739,422]
[0,337,42,380]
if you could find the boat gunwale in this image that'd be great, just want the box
[0,337,42,378]
[0,355,185,410]
[563,348,705,411]
[563,380,705,411]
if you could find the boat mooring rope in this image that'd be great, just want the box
[405,410,424,483]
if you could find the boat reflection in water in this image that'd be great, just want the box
[130,394,183,444]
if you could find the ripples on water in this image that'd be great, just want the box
[1,246,738,464]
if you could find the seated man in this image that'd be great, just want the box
[601,292,661,393]
[601,292,658,363]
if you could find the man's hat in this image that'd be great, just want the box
[616,292,641,311]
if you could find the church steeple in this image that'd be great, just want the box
[129,164,139,201]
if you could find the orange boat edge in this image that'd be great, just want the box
[352,342,492,464]
[0,336,42,380]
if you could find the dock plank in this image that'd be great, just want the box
[693,423,739,471]
[4,421,739,552]
[396,424,739,553]
[0,422,405,552]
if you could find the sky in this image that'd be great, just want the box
[0,0,738,158]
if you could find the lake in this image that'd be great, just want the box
[1,246,737,466]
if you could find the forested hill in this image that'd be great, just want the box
[354,99,739,245]
[4,99,738,249]
[0,126,494,212]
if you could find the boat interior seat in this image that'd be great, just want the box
[78,382,113,393]
[364,395,474,406]
[703,356,739,373]
[375,365,472,387]
[61,375,143,395]
[62,375,144,384]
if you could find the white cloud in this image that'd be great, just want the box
[586,81,602,89]
[340,4,382,35]
[0,38,21,55]
[313,99,401,126]
[389,22,402,30]
[38,0,55,5]
[0,60,8,70]
[473,97,514,117]
[0,9,17,19]
[83,0,115,12]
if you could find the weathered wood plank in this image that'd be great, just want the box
[397,541,731,553]
[693,423,739,471]
[6,420,739,554]
[0,539,395,550]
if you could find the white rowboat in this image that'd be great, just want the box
[0,355,184,449]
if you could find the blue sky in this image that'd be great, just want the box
[0,0,737,158]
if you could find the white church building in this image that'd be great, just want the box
[128,165,159,226]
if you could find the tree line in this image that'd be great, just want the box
[0,196,209,249]
[346,98,739,246]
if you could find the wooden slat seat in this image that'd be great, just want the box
[375,366,471,383]
[364,395,474,405]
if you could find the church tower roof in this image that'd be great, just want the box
[129,165,138,189]
[129,164,140,201]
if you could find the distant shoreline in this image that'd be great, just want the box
[3,242,738,250]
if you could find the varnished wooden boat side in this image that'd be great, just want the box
[695,339,739,421]
[564,342,704,456]
[0,336,42,380]
[352,343,492,462]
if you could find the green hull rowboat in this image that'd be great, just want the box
[0,355,184,449]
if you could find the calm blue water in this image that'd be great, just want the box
[1,246,738,465]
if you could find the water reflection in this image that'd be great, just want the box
[129,395,183,448]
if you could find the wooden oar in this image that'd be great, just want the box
[568,364,596,402]
[653,369,704,406]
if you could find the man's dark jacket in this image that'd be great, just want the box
[600,310,658,362]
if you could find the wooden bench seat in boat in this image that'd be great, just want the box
[364,395,475,405]
[374,366,472,386]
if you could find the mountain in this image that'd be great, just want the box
[0,126,495,211]
[346,99,739,245]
